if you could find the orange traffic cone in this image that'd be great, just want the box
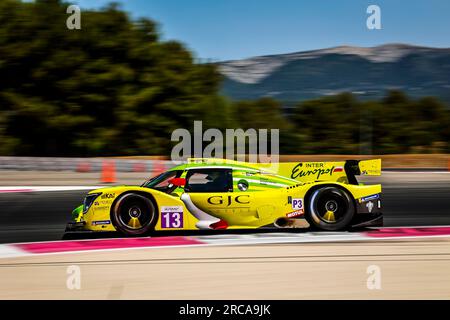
[101,160,116,183]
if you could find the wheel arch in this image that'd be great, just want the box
[109,190,159,224]
[303,183,357,214]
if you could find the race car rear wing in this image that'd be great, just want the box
[344,159,382,184]
[276,159,381,185]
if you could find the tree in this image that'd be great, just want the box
[0,0,222,156]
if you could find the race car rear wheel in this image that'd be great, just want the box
[306,186,355,231]
[111,193,157,236]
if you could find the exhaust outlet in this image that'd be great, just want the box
[274,218,294,228]
[274,217,310,229]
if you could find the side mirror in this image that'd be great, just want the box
[168,178,186,187]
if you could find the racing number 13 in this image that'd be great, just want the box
[162,211,183,228]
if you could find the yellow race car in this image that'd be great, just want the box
[66,158,382,236]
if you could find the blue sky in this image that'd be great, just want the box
[73,0,450,61]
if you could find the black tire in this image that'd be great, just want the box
[111,193,157,236]
[306,186,355,231]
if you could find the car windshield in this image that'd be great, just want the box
[141,170,182,193]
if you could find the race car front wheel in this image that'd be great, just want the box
[306,186,355,231]
[111,193,157,236]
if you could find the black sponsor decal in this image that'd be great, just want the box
[101,193,115,199]
[305,163,325,168]
[291,163,335,180]
[207,195,250,206]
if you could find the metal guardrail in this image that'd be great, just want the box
[0,157,173,172]
[0,156,448,172]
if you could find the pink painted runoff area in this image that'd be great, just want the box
[16,236,204,254]
[7,226,450,257]
[365,226,450,238]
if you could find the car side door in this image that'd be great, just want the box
[185,168,256,225]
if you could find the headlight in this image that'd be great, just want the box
[83,193,102,213]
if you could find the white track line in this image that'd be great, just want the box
[0,244,31,258]
[0,186,102,192]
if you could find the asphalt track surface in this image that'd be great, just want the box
[1,181,450,244]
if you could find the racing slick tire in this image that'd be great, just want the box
[111,193,158,236]
[306,186,355,231]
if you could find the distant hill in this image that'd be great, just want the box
[218,44,450,104]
